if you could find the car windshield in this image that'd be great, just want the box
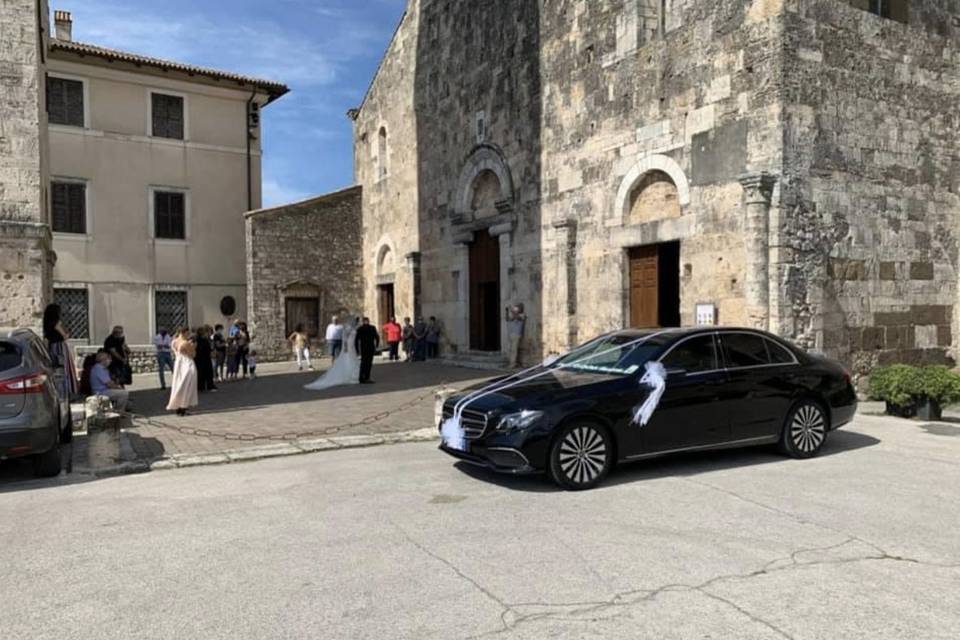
[551,332,670,376]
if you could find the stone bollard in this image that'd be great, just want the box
[84,396,129,470]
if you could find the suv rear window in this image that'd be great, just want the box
[0,342,22,372]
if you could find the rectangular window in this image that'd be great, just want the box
[154,191,186,240]
[850,0,908,23]
[155,290,188,333]
[51,181,86,234]
[47,76,84,127]
[54,288,90,340]
[151,93,185,139]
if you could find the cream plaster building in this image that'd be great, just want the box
[45,11,287,345]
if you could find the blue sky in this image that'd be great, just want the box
[60,0,407,206]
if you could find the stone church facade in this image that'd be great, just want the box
[350,0,960,381]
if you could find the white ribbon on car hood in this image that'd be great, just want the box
[632,361,667,427]
[440,331,672,450]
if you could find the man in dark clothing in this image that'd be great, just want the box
[354,317,380,383]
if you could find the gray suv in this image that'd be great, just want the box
[0,329,71,477]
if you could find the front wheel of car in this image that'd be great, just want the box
[780,400,828,459]
[548,421,613,490]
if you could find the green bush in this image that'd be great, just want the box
[915,366,960,405]
[869,364,918,407]
[870,364,960,407]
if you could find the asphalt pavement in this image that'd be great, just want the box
[0,413,957,639]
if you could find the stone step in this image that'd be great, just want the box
[436,351,509,371]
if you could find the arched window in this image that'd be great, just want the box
[378,127,388,179]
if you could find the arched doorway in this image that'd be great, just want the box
[626,171,682,328]
[469,229,501,351]
[375,244,396,326]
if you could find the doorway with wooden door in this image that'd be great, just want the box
[628,241,680,328]
[377,283,395,327]
[469,229,501,351]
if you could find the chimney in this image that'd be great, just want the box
[54,10,72,42]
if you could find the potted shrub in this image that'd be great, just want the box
[869,364,918,418]
[913,366,960,421]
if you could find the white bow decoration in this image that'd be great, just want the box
[632,361,667,427]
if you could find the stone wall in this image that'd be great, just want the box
[780,0,960,380]
[245,187,363,361]
[353,0,960,377]
[0,0,53,329]
[352,3,421,329]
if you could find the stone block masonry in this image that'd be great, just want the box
[0,0,53,329]
[245,187,363,361]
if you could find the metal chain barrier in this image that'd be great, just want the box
[128,384,454,442]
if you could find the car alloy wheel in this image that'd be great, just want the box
[782,401,827,458]
[549,422,612,490]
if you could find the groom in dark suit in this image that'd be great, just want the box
[355,317,380,384]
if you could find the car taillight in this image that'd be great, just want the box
[0,373,48,394]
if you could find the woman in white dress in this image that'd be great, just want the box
[166,328,199,416]
[304,317,361,391]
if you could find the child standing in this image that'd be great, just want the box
[225,336,239,380]
[247,350,258,379]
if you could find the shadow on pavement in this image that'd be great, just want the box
[450,428,881,493]
[128,362,494,419]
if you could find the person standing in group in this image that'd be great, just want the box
[288,324,313,371]
[213,324,227,381]
[354,317,380,383]
[167,328,198,416]
[42,303,78,399]
[90,351,129,411]
[506,303,527,368]
[324,316,343,362]
[382,316,402,362]
[412,317,428,362]
[426,316,442,359]
[154,328,174,390]
[225,333,239,380]
[104,325,132,386]
[401,317,415,362]
[234,321,251,379]
[195,326,217,392]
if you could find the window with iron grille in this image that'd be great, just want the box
[54,288,89,340]
[847,0,908,23]
[51,181,86,234]
[47,76,84,127]
[155,290,188,333]
[154,191,186,239]
[151,93,184,139]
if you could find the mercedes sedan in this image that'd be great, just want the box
[439,327,857,490]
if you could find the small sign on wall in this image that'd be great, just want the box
[695,303,717,326]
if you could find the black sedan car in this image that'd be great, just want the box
[439,327,857,490]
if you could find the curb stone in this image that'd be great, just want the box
[71,428,441,478]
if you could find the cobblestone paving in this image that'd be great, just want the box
[120,359,496,461]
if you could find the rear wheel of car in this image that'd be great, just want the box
[549,421,613,490]
[33,440,62,478]
[780,400,828,459]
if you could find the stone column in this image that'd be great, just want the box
[738,172,777,330]
[551,219,578,351]
[405,251,422,319]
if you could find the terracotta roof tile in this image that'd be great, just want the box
[50,39,289,101]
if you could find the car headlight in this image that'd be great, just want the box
[496,410,544,432]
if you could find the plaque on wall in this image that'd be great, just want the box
[695,303,717,326]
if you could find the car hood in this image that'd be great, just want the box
[447,367,624,413]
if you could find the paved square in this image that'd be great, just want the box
[1,413,957,638]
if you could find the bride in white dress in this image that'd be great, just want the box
[304,317,361,391]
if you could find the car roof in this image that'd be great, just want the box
[0,328,41,342]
